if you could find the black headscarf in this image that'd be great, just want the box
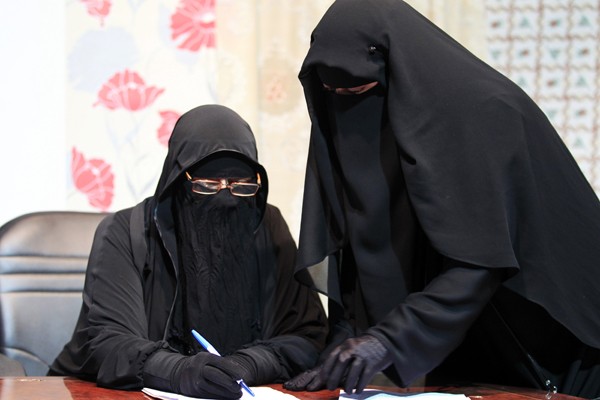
[154,105,268,212]
[296,0,600,349]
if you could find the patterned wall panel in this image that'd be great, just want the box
[485,0,600,193]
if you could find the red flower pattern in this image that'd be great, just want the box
[80,0,111,25]
[157,110,181,147]
[94,70,165,111]
[71,147,114,211]
[171,0,216,52]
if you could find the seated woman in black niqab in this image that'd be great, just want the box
[49,104,328,400]
[283,0,600,398]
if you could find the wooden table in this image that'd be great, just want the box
[0,376,585,400]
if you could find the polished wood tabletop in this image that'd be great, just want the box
[0,376,585,400]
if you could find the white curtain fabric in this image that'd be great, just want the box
[214,0,334,237]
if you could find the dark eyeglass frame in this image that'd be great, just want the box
[185,171,261,197]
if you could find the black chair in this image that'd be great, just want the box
[0,211,109,376]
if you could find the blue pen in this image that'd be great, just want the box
[191,329,255,397]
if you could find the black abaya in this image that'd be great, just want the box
[50,105,328,390]
[294,0,600,397]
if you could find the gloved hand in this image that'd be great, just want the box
[173,352,243,399]
[283,365,326,391]
[321,335,392,394]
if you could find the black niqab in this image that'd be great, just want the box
[296,0,600,355]
[323,86,423,324]
[150,105,269,351]
[172,156,261,355]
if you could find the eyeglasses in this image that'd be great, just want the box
[185,171,261,197]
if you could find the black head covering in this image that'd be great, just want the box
[151,104,269,353]
[155,104,268,217]
[296,0,600,348]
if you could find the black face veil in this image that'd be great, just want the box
[296,0,600,349]
[321,83,426,324]
[172,155,261,355]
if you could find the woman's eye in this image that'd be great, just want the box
[322,82,378,95]
[323,83,335,92]
[202,182,220,189]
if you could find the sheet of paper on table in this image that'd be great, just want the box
[339,389,469,399]
[142,386,301,400]
[143,386,469,400]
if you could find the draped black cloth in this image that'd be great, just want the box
[50,105,328,389]
[170,156,262,356]
[295,0,600,397]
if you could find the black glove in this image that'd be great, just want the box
[173,352,243,399]
[321,335,392,394]
[283,365,326,391]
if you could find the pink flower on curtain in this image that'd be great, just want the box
[94,70,165,111]
[170,0,216,52]
[71,147,114,211]
[157,110,181,146]
[80,0,111,25]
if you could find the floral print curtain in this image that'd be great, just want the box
[67,0,219,212]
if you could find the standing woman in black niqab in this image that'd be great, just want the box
[283,0,600,398]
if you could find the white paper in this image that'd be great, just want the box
[339,389,470,400]
[142,386,300,400]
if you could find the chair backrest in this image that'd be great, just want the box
[0,211,109,376]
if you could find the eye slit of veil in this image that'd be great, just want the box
[323,81,379,95]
